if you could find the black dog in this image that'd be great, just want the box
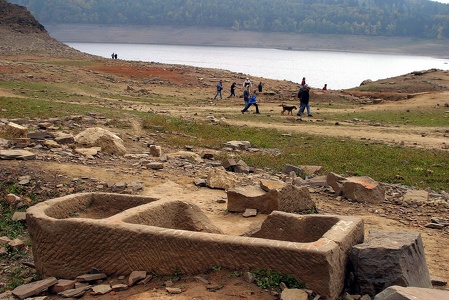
[280,104,297,115]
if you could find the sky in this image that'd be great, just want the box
[432,0,449,3]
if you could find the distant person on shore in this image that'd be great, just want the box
[258,81,263,93]
[301,77,306,86]
[323,84,327,90]
[241,89,260,114]
[243,86,250,104]
[214,80,223,100]
[114,53,118,59]
[297,84,312,117]
[111,52,115,59]
[243,77,252,88]
[229,82,236,97]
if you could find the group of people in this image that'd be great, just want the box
[111,53,118,59]
[214,78,263,100]
[213,76,327,117]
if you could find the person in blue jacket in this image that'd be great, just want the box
[241,90,260,114]
[214,80,223,100]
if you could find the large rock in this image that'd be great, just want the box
[0,149,35,160]
[206,167,239,190]
[327,173,385,203]
[6,122,28,138]
[374,285,449,300]
[350,230,432,297]
[74,127,126,155]
[227,184,314,214]
[12,277,58,299]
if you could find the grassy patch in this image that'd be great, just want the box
[252,269,305,290]
[141,115,449,191]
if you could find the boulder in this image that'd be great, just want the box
[224,140,251,150]
[281,288,309,300]
[327,173,385,203]
[283,164,306,178]
[227,184,314,214]
[350,230,432,297]
[374,285,449,300]
[206,167,239,190]
[6,122,28,138]
[74,127,126,155]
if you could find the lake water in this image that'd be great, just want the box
[67,42,449,89]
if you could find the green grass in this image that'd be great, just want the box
[323,106,448,127]
[141,114,449,191]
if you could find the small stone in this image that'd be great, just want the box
[91,284,112,295]
[128,271,147,286]
[166,287,183,294]
[76,273,107,282]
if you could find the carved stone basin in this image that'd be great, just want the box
[27,192,364,300]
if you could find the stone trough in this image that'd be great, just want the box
[26,192,364,300]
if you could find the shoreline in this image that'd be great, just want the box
[45,24,449,59]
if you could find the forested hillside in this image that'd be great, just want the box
[7,0,449,39]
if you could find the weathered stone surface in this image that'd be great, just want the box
[149,145,162,157]
[166,151,202,163]
[299,165,323,176]
[373,285,449,300]
[58,286,91,298]
[12,211,26,221]
[342,176,385,203]
[283,164,306,178]
[27,193,364,300]
[5,193,21,205]
[74,147,101,156]
[350,230,432,297]
[403,189,429,204]
[298,175,328,187]
[206,167,239,190]
[49,279,76,294]
[76,273,107,282]
[242,208,257,218]
[91,284,112,295]
[224,140,251,150]
[0,149,35,160]
[43,139,60,148]
[222,158,237,170]
[28,131,54,140]
[74,127,126,155]
[166,287,184,294]
[128,271,147,286]
[227,185,278,213]
[259,179,286,192]
[111,284,128,291]
[0,137,10,148]
[326,172,347,195]
[278,184,314,212]
[147,162,164,170]
[12,277,57,300]
[327,173,385,203]
[54,133,75,144]
[281,288,309,300]
[227,184,314,214]
[6,122,28,138]
[234,160,250,174]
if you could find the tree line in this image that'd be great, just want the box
[7,0,449,39]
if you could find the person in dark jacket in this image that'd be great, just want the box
[297,85,312,117]
[229,82,236,97]
[243,86,250,104]
[258,82,263,92]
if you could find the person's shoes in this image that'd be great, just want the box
[308,114,313,117]
[297,113,301,116]
[256,112,260,114]
[241,110,244,114]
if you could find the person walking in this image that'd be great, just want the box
[323,84,327,90]
[297,84,312,117]
[214,80,223,100]
[243,77,252,88]
[301,77,306,86]
[258,81,263,93]
[229,82,236,97]
[243,85,250,104]
[241,90,260,114]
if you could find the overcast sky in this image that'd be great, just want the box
[432,0,449,3]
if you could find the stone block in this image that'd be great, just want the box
[373,285,449,300]
[350,230,432,297]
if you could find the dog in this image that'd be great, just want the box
[280,104,297,115]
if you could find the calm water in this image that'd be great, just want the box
[67,42,449,89]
